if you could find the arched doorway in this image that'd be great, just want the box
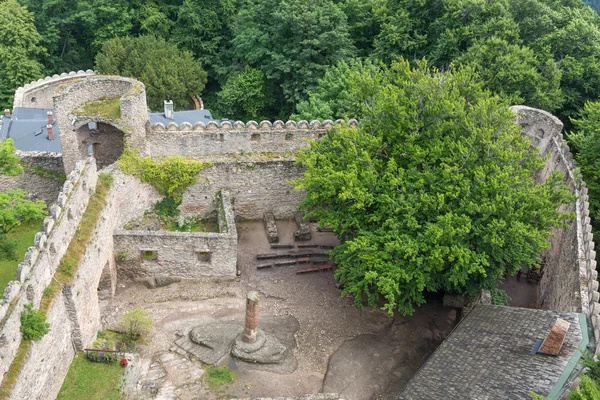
[76,122,125,169]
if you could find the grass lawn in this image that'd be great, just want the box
[0,219,43,294]
[57,353,124,400]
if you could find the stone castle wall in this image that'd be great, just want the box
[181,160,305,220]
[12,70,95,110]
[0,158,97,398]
[54,76,149,174]
[114,189,237,280]
[146,119,358,159]
[511,106,600,351]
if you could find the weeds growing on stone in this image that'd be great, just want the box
[205,366,236,390]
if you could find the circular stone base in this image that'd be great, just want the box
[231,330,287,364]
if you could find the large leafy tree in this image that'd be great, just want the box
[95,35,207,111]
[231,0,356,117]
[0,0,44,109]
[295,60,572,315]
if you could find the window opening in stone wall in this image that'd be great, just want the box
[318,132,324,138]
[141,250,158,261]
[217,133,224,142]
[197,251,211,262]
[30,97,36,103]
[285,132,293,141]
[250,133,260,141]
[88,144,94,155]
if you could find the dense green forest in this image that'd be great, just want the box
[1,0,600,123]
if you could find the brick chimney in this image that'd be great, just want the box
[164,100,174,120]
[46,124,54,140]
[3,109,9,117]
[47,111,53,124]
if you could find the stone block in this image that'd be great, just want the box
[294,212,311,241]
[263,212,279,243]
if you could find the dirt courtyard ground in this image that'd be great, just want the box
[100,220,459,400]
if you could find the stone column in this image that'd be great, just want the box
[243,291,260,343]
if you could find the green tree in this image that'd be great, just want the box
[216,66,272,121]
[455,37,563,112]
[231,0,356,117]
[0,139,24,176]
[294,59,381,121]
[568,101,600,244]
[95,35,207,111]
[0,0,44,109]
[0,189,46,234]
[294,60,572,315]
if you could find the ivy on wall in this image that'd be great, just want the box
[117,150,210,203]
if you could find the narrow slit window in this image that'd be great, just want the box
[250,133,260,142]
[285,132,293,141]
[217,133,224,142]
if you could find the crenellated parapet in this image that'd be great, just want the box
[150,118,358,131]
[12,70,95,109]
[146,118,358,158]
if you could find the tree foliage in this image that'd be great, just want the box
[231,0,356,116]
[0,0,44,109]
[0,189,46,234]
[295,60,573,315]
[0,139,24,176]
[95,35,207,111]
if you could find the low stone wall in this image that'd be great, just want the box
[114,189,237,280]
[12,70,95,109]
[512,106,600,350]
[181,160,304,220]
[146,119,358,159]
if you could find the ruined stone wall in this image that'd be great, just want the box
[181,160,304,220]
[0,151,65,206]
[54,76,148,174]
[511,106,600,351]
[114,190,237,280]
[0,158,96,398]
[12,70,95,110]
[146,119,357,159]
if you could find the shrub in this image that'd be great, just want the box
[120,308,152,341]
[85,351,118,364]
[20,304,50,341]
[152,197,180,218]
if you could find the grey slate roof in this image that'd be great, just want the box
[1,108,216,153]
[0,108,61,152]
[397,305,585,400]
[149,109,215,126]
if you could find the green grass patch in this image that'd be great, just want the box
[56,352,124,400]
[205,366,236,390]
[75,96,121,120]
[0,219,43,294]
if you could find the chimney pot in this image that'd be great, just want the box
[3,109,9,117]
[164,100,174,120]
[47,111,53,124]
[46,124,54,140]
